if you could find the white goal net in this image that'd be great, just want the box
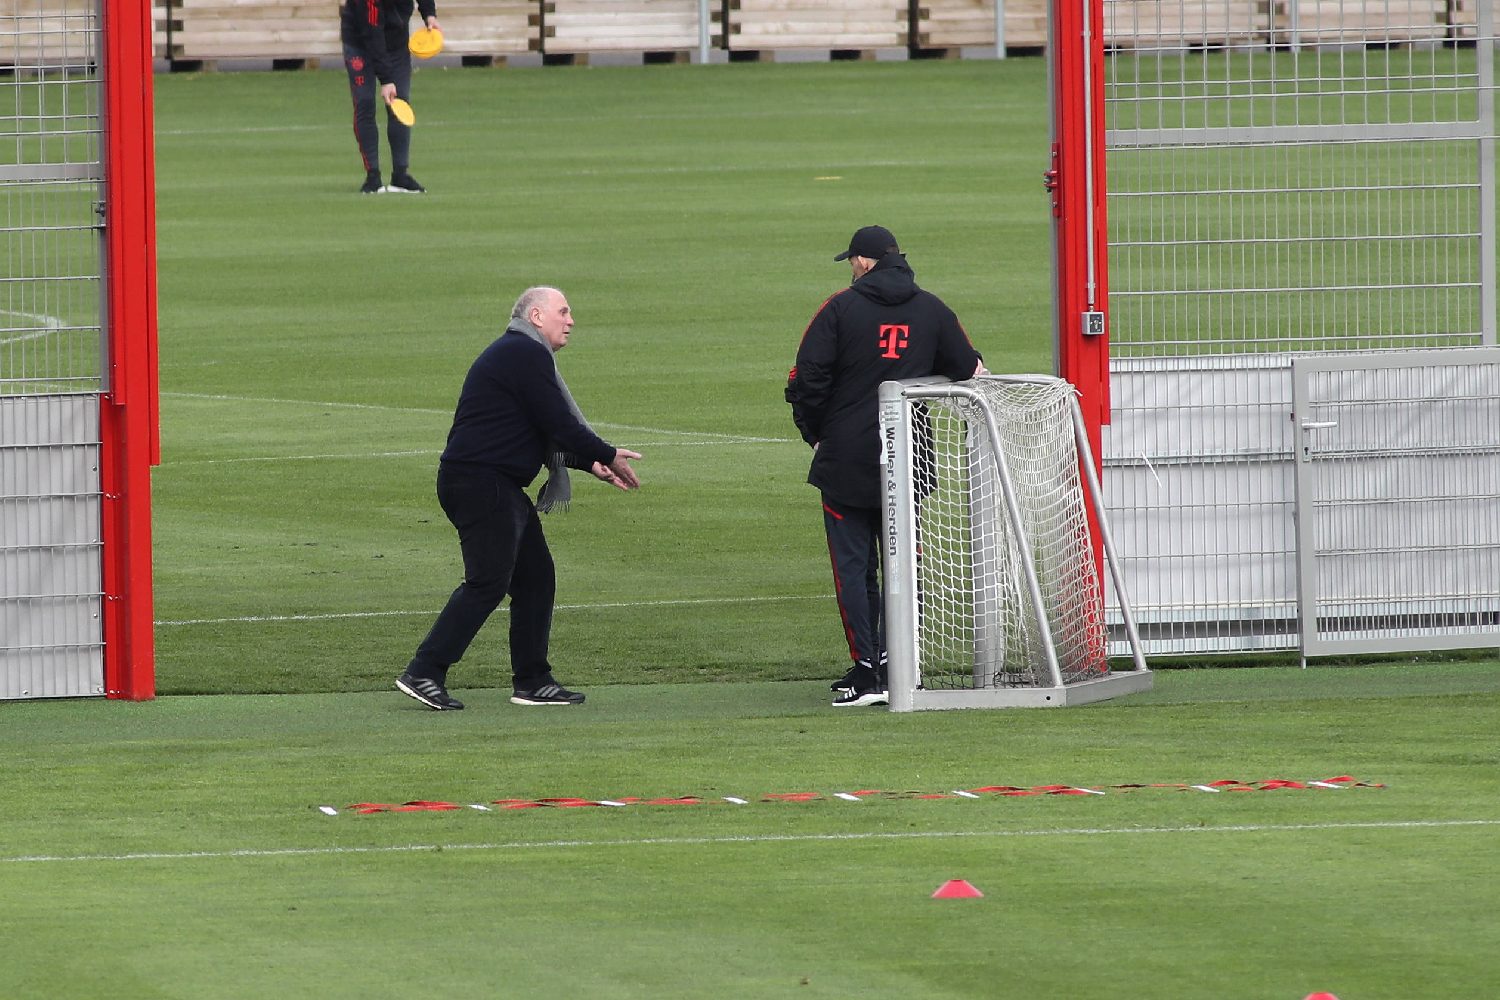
[879,375,1150,711]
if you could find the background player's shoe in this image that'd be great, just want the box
[386,172,425,193]
[360,171,383,194]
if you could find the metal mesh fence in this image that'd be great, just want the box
[2,0,104,395]
[1105,27,1494,356]
[1,0,104,697]
[1293,350,1500,652]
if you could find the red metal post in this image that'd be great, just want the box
[99,0,160,699]
[1049,0,1110,583]
[1049,0,1110,464]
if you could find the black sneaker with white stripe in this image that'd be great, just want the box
[396,672,464,710]
[386,171,425,193]
[830,662,887,707]
[511,679,586,706]
[832,685,889,708]
[831,655,887,692]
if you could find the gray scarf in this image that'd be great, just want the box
[509,317,594,513]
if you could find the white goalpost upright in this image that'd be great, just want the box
[879,375,1150,711]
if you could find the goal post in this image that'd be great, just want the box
[880,375,1149,711]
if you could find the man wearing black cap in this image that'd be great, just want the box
[786,226,986,707]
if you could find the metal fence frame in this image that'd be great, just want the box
[1095,0,1500,659]
[2,0,159,699]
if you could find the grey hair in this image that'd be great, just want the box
[511,286,563,323]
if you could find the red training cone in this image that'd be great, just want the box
[1303,994,1341,1000]
[931,879,984,899]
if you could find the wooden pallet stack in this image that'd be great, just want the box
[912,0,1049,54]
[1270,0,1456,44]
[162,0,536,67]
[1,0,98,67]
[1102,0,1271,50]
[724,0,909,56]
[538,0,710,57]
[440,0,537,63]
[7,0,1487,69]
[167,0,341,65]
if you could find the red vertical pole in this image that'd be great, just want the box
[1049,0,1110,580]
[1049,0,1110,459]
[99,0,160,700]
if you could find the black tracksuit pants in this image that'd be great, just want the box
[821,495,885,673]
[343,41,413,177]
[408,467,555,688]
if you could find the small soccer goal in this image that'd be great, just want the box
[879,375,1150,711]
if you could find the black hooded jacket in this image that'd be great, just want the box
[785,254,981,508]
[339,0,435,80]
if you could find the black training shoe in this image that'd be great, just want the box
[510,680,585,706]
[831,659,875,692]
[830,663,885,707]
[386,172,425,193]
[396,672,464,710]
[360,172,383,194]
[832,684,889,708]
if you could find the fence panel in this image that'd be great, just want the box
[1292,349,1500,655]
[1,0,105,698]
[1100,0,1498,658]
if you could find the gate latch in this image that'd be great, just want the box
[1043,144,1060,217]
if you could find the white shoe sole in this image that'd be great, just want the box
[509,695,584,706]
[832,691,889,708]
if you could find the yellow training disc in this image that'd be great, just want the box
[408,27,443,58]
[389,98,415,126]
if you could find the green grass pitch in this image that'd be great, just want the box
[3,56,1499,999]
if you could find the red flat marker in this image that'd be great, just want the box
[931,879,983,899]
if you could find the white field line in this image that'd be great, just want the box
[160,391,796,451]
[155,593,825,627]
[167,434,779,465]
[5,818,1497,866]
[0,308,66,347]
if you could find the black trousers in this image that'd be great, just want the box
[408,467,555,688]
[342,42,413,176]
[821,495,884,669]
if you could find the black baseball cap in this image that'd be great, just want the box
[834,225,900,262]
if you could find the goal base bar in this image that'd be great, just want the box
[892,670,1152,712]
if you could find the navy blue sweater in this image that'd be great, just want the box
[440,331,615,487]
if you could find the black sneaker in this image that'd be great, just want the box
[511,680,585,706]
[387,171,425,193]
[830,662,884,706]
[831,659,874,692]
[396,672,464,710]
[832,684,889,708]
[360,172,383,194]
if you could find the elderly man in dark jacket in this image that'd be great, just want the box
[786,226,985,707]
[398,286,641,711]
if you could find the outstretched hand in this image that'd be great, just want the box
[591,449,642,491]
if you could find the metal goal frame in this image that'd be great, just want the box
[880,375,1151,711]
